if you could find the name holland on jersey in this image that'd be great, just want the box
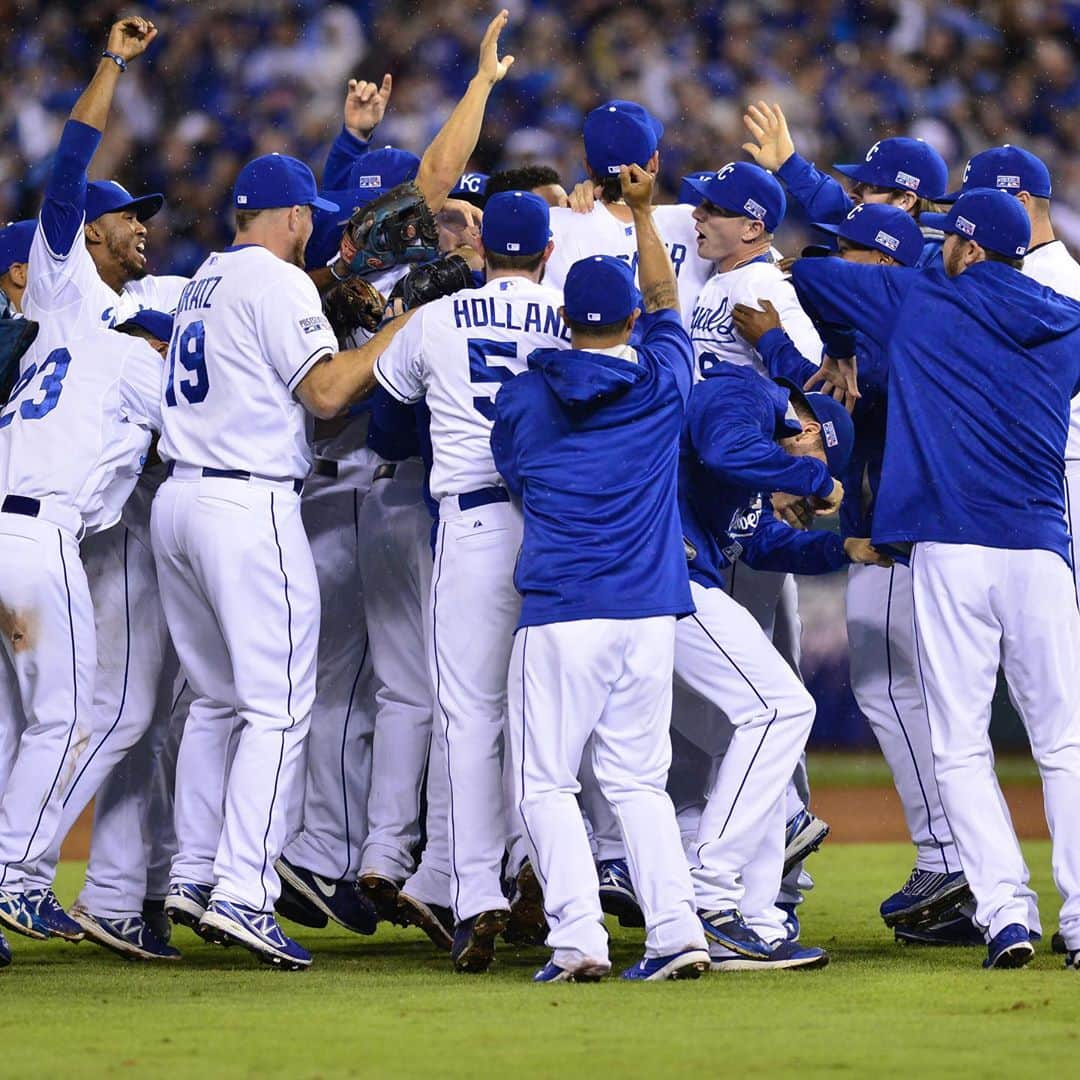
[451,295,571,340]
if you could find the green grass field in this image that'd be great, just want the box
[3,841,1075,1078]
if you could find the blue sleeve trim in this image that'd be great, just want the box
[40,120,101,257]
[288,346,333,389]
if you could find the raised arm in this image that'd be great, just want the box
[323,75,392,188]
[623,164,678,313]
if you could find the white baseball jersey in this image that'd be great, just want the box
[689,258,823,379]
[158,245,338,480]
[1023,240,1080,460]
[22,218,186,368]
[544,203,713,322]
[374,276,570,500]
[0,329,162,535]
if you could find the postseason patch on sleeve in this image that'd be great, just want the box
[299,314,332,335]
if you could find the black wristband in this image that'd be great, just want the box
[101,50,127,72]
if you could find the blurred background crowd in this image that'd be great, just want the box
[0,0,1072,745]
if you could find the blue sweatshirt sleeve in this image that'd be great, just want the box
[741,510,849,575]
[776,152,854,225]
[323,126,371,189]
[689,379,834,499]
[41,120,101,258]
[641,309,694,405]
[491,386,523,497]
[755,327,820,387]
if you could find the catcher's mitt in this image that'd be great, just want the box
[340,181,439,273]
[0,318,39,404]
[398,254,475,310]
[323,277,386,340]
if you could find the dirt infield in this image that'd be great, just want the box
[59,783,1048,862]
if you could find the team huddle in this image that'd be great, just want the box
[1,12,1080,981]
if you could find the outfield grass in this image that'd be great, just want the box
[2,843,1074,1079]
[806,750,1041,788]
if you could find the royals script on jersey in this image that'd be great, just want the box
[157,245,338,480]
[374,276,571,500]
[543,203,712,322]
[0,328,162,536]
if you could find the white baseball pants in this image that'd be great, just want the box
[509,616,704,968]
[0,510,93,890]
[152,473,318,911]
[430,496,522,921]
[910,542,1080,947]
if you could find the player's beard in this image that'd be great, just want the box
[107,230,149,282]
[289,234,307,269]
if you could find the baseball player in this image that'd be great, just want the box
[793,189,1080,970]
[371,189,569,973]
[0,222,33,320]
[485,165,569,208]
[543,100,714,321]
[152,153,417,970]
[492,164,708,983]
[0,311,170,961]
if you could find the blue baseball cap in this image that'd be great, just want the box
[85,180,164,225]
[778,380,855,478]
[116,308,174,343]
[234,153,339,213]
[583,100,664,176]
[452,172,489,199]
[678,172,714,206]
[346,146,420,192]
[481,191,550,256]
[0,220,34,276]
[940,145,1052,203]
[812,204,924,267]
[683,162,786,233]
[834,137,948,199]
[920,188,1030,259]
[563,254,640,326]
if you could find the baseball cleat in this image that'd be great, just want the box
[199,899,311,970]
[504,860,548,946]
[451,909,509,973]
[983,923,1034,969]
[397,892,454,951]
[357,872,404,924]
[141,899,172,945]
[24,888,85,942]
[776,901,800,942]
[0,927,9,969]
[275,857,377,935]
[165,881,217,940]
[1066,949,1079,971]
[783,810,830,877]
[880,868,972,929]
[533,958,610,983]
[697,909,772,959]
[894,911,983,947]
[0,888,50,940]
[621,948,710,981]
[710,939,829,971]
[70,906,181,961]
[1052,931,1067,955]
[597,858,645,928]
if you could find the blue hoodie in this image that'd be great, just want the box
[680,363,847,589]
[491,309,694,629]
[790,258,1080,563]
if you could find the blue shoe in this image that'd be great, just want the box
[141,899,171,945]
[505,860,548,946]
[880,868,972,929]
[199,899,311,970]
[71,905,181,961]
[698,909,772,959]
[783,810,830,877]
[165,881,216,941]
[274,857,377,935]
[710,938,829,971]
[0,927,9,969]
[776,901,800,942]
[983,923,1034,969]
[24,888,84,942]
[1066,949,1079,971]
[0,888,50,940]
[397,891,454,951]
[622,948,710,981]
[895,912,984,947]
[451,909,509,973]
[533,958,609,983]
[597,858,644,928]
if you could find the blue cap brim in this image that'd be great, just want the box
[832,164,865,181]
[682,177,714,205]
[312,195,340,213]
[810,222,843,238]
[937,189,962,204]
[90,193,165,224]
[918,212,950,232]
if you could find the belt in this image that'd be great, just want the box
[457,486,510,511]
[166,462,303,495]
[1,494,85,539]
[373,463,397,482]
[311,456,381,488]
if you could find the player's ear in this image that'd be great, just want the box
[647,151,660,177]
[7,262,27,289]
[85,219,105,246]
[541,238,554,264]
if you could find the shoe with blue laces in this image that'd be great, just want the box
[710,938,829,971]
[880,868,972,929]
[698,909,772,958]
[0,927,9,968]
[71,905,181,961]
[983,923,1034,969]
[199,898,312,970]
[597,858,644,928]
[165,881,216,940]
[0,888,50,940]
[275,857,377,935]
[621,948,710,981]
[451,909,509,973]
[24,888,84,942]
[783,810,830,877]
[533,958,610,983]
[776,901,800,942]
